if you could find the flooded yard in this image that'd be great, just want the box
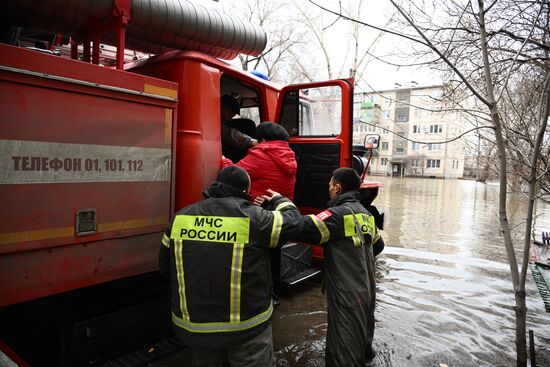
[272,177,550,367]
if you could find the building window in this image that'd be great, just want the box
[428,143,441,151]
[381,126,389,134]
[427,159,441,168]
[429,124,443,134]
[395,147,404,154]
[383,110,390,119]
[381,142,389,150]
[411,159,419,167]
[411,142,420,150]
[396,113,409,122]
[381,158,388,166]
[367,124,376,132]
[412,125,420,133]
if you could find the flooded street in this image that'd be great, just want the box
[272,177,550,367]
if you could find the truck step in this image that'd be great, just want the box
[281,268,321,285]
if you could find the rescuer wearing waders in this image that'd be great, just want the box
[294,167,382,367]
[159,166,302,367]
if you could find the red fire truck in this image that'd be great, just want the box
[0,0,382,364]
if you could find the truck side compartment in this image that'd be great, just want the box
[0,44,178,365]
[0,44,178,308]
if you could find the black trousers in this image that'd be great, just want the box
[191,324,275,367]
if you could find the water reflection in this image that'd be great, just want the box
[273,177,550,366]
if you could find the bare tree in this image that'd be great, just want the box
[221,0,313,83]
[500,73,550,202]
[290,0,396,86]
[222,0,397,86]
[385,0,550,365]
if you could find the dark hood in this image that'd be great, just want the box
[204,181,251,201]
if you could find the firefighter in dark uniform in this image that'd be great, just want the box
[159,166,302,367]
[294,167,383,367]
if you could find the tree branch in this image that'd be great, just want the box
[388,0,491,106]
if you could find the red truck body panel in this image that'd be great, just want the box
[0,44,178,307]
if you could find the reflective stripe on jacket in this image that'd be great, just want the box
[159,195,302,342]
[296,190,380,367]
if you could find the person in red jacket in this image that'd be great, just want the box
[235,122,297,200]
[236,122,297,304]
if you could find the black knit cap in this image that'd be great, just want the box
[218,166,250,191]
[256,122,290,142]
[332,167,361,192]
[221,94,240,116]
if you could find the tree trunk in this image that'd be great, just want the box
[519,71,550,366]
[477,1,525,364]
[515,289,527,367]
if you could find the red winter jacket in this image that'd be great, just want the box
[236,140,297,200]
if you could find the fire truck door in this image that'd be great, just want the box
[276,80,354,213]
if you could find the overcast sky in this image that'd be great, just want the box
[297,0,444,91]
[319,0,443,92]
[215,0,443,92]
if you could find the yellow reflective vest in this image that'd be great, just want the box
[296,190,381,366]
[159,194,302,344]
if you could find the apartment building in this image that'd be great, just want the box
[353,85,466,178]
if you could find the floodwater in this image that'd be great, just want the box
[272,177,550,367]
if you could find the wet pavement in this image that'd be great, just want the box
[154,177,550,367]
